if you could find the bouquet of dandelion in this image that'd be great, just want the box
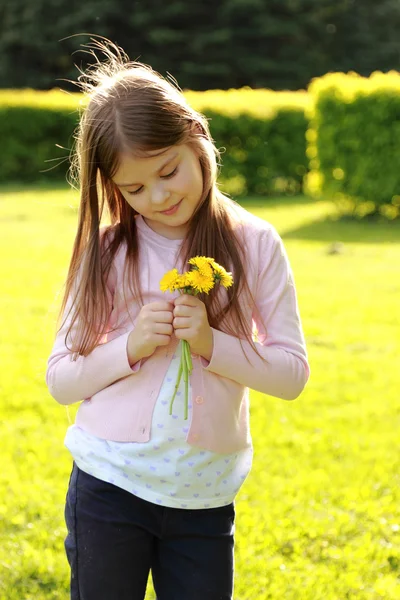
[160,256,233,420]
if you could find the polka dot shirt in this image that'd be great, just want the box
[65,342,253,509]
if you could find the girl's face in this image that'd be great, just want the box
[112,144,204,240]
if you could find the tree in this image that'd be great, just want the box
[0,0,399,91]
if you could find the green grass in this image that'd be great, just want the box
[0,186,399,599]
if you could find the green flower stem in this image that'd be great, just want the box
[182,339,190,373]
[184,381,189,419]
[186,342,193,375]
[169,340,194,419]
[169,353,183,415]
[164,264,230,419]
[170,289,195,419]
[182,340,190,421]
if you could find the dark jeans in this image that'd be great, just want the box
[64,463,235,600]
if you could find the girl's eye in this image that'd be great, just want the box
[128,187,143,196]
[127,166,179,196]
[162,166,178,179]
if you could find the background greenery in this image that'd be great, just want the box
[0,88,310,197]
[1,185,399,599]
[305,71,400,219]
[1,0,400,91]
[3,77,400,215]
[1,2,399,596]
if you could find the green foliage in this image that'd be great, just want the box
[0,104,79,183]
[1,1,400,91]
[1,186,400,599]
[211,109,308,197]
[0,89,309,195]
[306,71,400,219]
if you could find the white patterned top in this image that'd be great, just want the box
[65,341,253,509]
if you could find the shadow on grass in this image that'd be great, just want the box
[239,194,400,244]
[283,213,400,244]
[2,186,400,244]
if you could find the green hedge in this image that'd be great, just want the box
[0,89,309,196]
[306,71,400,219]
[0,106,79,183]
[209,109,308,197]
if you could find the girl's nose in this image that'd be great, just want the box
[151,183,171,206]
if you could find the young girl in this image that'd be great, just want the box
[46,40,310,600]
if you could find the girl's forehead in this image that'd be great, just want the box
[122,146,173,161]
[113,146,181,184]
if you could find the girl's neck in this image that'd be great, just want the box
[142,216,186,241]
[135,215,184,248]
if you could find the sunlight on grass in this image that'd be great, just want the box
[0,186,399,599]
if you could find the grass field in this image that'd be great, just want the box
[0,185,399,599]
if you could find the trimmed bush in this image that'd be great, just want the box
[306,71,400,219]
[211,108,309,196]
[186,89,310,196]
[0,91,81,183]
[0,88,309,195]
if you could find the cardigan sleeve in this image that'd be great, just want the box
[201,225,310,400]
[45,235,141,406]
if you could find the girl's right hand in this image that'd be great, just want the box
[127,301,174,366]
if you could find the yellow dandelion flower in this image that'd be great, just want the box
[186,270,215,294]
[158,257,234,421]
[188,256,208,269]
[159,268,180,293]
[188,256,214,278]
[211,263,234,289]
[176,272,191,289]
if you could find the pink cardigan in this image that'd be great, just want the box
[46,208,310,454]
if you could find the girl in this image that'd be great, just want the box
[46,40,310,600]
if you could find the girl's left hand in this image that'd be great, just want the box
[173,294,213,361]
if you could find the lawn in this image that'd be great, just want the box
[0,185,399,599]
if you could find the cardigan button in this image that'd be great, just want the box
[195,396,204,405]
[192,434,199,441]
[191,353,198,359]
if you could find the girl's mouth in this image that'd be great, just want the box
[159,199,182,216]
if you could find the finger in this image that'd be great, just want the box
[154,323,173,336]
[173,315,192,329]
[154,333,171,346]
[152,310,174,323]
[149,301,174,312]
[174,294,201,307]
[173,305,193,317]
[175,328,191,341]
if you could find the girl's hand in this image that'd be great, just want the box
[127,301,174,365]
[173,294,213,361]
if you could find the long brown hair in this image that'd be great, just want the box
[58,39,267,362]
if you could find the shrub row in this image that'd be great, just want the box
[0,89,309,196]
[3,78,400,218]
[0,91,79,184]
[306,71,400,219]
